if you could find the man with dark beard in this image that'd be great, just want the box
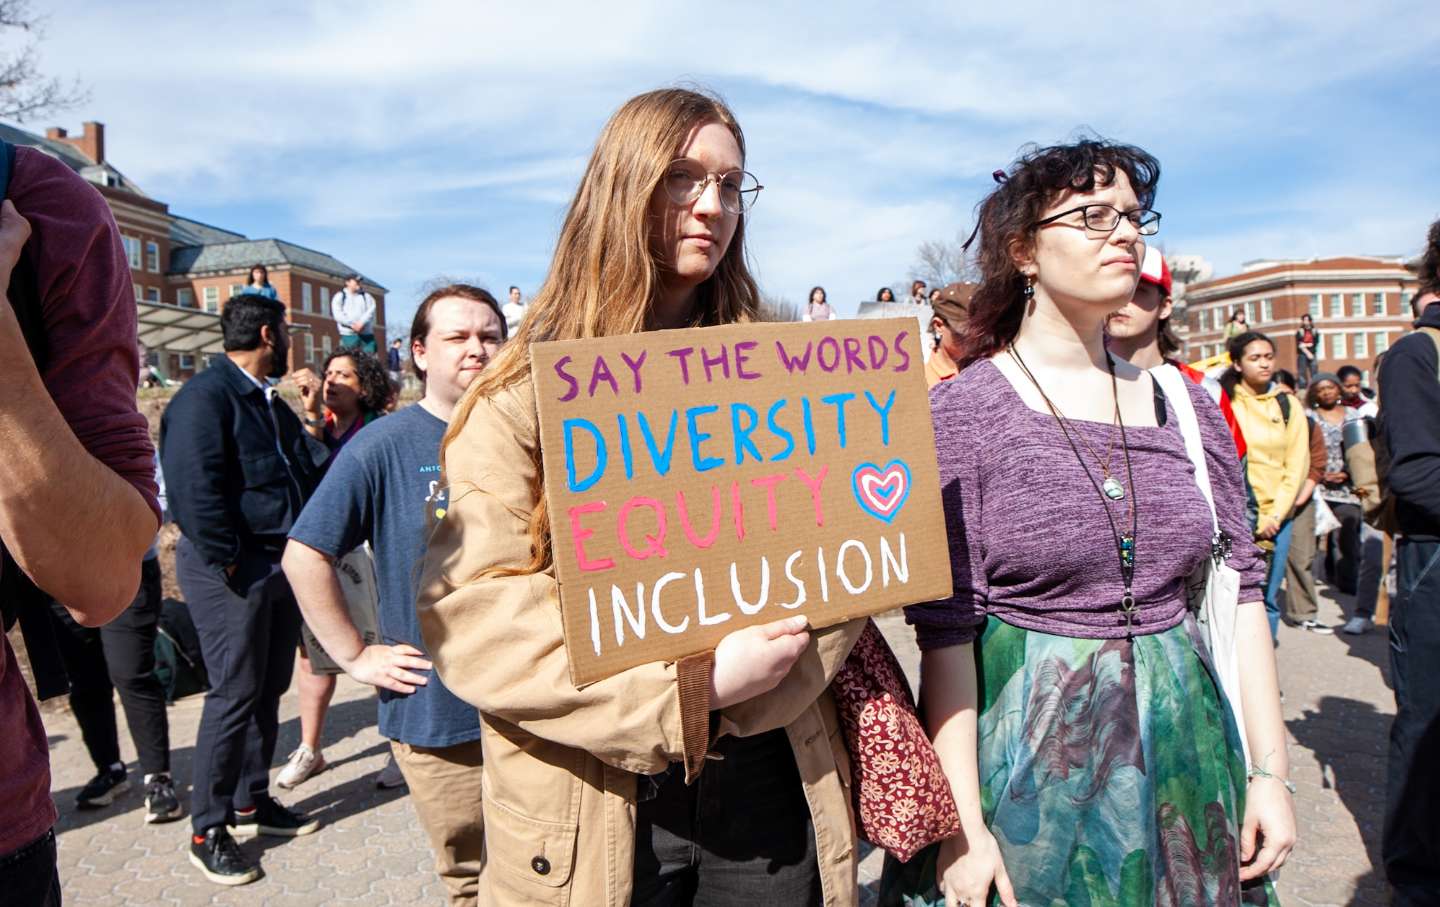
[160,294,327,885]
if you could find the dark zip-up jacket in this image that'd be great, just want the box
[1378,303,1440,540]
[160,355,327,568]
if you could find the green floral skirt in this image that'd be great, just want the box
[880,616,1278,907]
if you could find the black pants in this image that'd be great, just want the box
[47,559,170,776]
[631,729,821,907]
[0,829,60,907]
[1385,538,1440,905]
[177,538,300,833]
[1324,501,1363,595]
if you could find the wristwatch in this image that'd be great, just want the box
[303,416,325,428]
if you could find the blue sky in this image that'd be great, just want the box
[30,1,1440,329]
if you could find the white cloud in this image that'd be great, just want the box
[26,0,1440,326]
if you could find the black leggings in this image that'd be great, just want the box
[631,729,821,907]
[48,558,170,776]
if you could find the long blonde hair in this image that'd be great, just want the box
[444,87,761,576]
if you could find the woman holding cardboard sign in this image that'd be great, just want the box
[886,140,1293,906]
[416,88,865,906]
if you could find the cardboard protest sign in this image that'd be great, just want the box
[530,318,951,685]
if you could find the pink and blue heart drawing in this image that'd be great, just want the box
[851,460,911,524]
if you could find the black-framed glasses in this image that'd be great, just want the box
[662,159,763,215]
[1036,204,1161,235]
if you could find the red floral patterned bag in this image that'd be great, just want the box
[832,619,960,863]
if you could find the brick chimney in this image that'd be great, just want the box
[46,122,105,165]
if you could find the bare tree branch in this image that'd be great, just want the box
[0,0,87,122]
[910,230,979,288]
[758,292,800,322]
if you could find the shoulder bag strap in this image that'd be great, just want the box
[1151,364,1221,537]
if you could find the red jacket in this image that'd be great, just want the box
[1172,360,1247,459]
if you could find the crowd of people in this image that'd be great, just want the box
[2,86,1438,907]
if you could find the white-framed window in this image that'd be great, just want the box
[304,333,315,364]
[1401,291,1413,314]
[318,286,331,314]
[1375,331,1390,355]
[1351,293,1365,317]
[301,282,313,314]
[1353,332,1368,358]
[176,288,194,308]
[203,286,220,313]
[1260,299,1273,323]
[229,283,243,298]
[1331,333,1347,359]
[1373,292,1386,316]
[122,235,142,269]
[1330,293,1344,317]
[145,287,161,302]
[144,240,160,273]
[1244,301,1256,324]
[178,354,195,371]
[1309,294,1323,318]
[322,334,333,357]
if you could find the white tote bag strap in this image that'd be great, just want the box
[1151,365,1220,537]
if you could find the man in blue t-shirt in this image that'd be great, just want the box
[283,285,506,906]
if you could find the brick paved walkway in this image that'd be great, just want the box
[44,582,1392,905]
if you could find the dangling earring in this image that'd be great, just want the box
[1023,275,1035,300]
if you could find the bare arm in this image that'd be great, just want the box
[1234,600,1296,880]
[282,539,432,692]
[0,204,156,624]
[922,643,1018,907]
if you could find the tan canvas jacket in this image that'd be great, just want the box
[417,377,866,906]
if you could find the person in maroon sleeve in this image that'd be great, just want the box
[0,145,161,906]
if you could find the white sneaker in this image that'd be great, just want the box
[276,744,325,790]
[1341,616,1374,635]
[1299,620,1335,635]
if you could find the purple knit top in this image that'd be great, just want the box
[905,360,1265,650]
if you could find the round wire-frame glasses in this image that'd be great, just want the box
[662,159,763,215]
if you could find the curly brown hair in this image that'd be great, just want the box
[322,349,391,415]
[1419,217,1440,295]
[958,138,1161,369]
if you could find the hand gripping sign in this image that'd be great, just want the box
[530,318,952,685]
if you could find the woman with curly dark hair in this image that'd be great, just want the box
[278,348,393,791]
[885,139,1291,906]
[312,349,390,453]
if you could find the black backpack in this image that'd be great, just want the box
[153,597,209,703]
[0,138,71,700]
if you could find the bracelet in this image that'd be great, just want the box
[1247,764,1296,794]
[303,416,325,427]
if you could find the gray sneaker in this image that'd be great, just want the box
[1341,616,1374,635]
[375,753,406,790]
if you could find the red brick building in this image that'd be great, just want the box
[1182,256,1420,383]
[2,120,385,379]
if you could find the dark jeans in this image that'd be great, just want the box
[177,538,301,833]
[1385,538,1440,904]
[631,729,821,907]
[47,559,172,776]
[1297,353,1315,388]
[0,828,60,907]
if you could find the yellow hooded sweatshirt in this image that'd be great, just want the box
[1230,381,1309,531]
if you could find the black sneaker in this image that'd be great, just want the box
[144,774,183,824]
[229,796,320,837]
[188,826,259,886]
[76,764,129,809]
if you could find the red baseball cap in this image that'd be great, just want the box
[1138,246,1171,295]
